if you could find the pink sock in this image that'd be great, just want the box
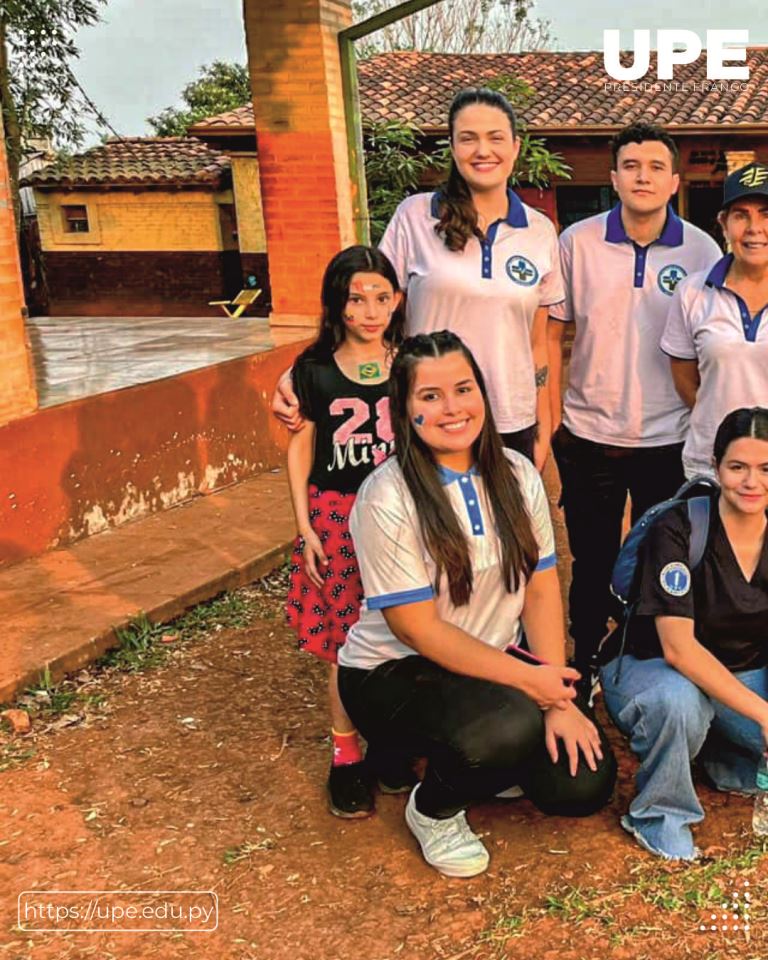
[332,729,363,767]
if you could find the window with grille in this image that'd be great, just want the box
[62,204,89,233]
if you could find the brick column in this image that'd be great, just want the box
[243,0,356,326]
[0,117,36,425]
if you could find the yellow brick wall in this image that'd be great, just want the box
[231,156,267,253]
[35,189,234,253]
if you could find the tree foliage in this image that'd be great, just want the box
[352,0,553,57]
[365,121,431,242]
[0,0,106,219]
[147,62,251,137]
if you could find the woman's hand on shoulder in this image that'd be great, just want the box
[544,703,603,776]
[272,368,305,431]
[518,663,579,711]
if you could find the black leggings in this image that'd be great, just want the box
[338,655,617,819]
[500,424,536,463]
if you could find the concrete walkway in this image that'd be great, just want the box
[0,468,296,703]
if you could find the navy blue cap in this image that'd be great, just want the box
[722,162,768,209]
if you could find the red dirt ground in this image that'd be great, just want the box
[1,573,766,960]
[1,466,767,960]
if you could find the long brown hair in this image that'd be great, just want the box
[389,331,538,605]
[436,87,519,253]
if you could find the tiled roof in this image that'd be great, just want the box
[189,105,255,132]
[23,137,231,188]
[190,49,768,133]
[357,50,768,131]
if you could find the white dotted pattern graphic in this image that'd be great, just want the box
[699,880,751,933]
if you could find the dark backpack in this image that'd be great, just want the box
[600,476,719,679]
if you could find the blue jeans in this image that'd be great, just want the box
[600,655,766,860]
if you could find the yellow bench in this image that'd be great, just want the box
[209,288,261,318]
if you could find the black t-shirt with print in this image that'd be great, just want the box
[292,356,393,494]
[627,500,768,672]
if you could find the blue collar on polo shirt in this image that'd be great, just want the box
[605,203,684,289]
[705,252,766,342]
[437,463,479,485]
[430,188,528,281]
[604,203,684,247]
[430,188,528,227]
[704,253,733,288]
[437,463,485,536]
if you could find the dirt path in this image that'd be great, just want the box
[1,561,767,960]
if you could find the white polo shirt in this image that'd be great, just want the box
[661,254,768,478]
[550,205,721,447]
[337,449,556,671]
[379,190,564,433]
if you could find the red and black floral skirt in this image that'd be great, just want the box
[286,485,364,663]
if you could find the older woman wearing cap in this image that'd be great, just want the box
[662,161,768,478]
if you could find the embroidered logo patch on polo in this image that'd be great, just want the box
[658,264,687,296]
[660,561,691,596]
[505,255,539,286]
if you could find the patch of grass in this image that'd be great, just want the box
[222,836,276,866]
[543,885,615,924]
[0,743,36,772]
[24,666,77,713]
[480,911,527,943]
[100,612,170,672]
[174,591,254,637]
[609,925,664,945]
[629,841,768,914]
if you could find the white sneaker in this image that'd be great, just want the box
[405,785,489,878]
[495,785,524,799]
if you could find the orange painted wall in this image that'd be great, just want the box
[0,339,310,566]
[0,114,36,425]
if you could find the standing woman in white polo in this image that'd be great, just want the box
[663,162,768,479]
[271,89,562,469]
[379,87,564,470]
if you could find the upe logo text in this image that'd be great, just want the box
[603,30,749,81]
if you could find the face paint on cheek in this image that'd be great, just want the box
[413,414,425,426]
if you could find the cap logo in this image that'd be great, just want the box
[739,166,768,188]
[506,255,539,286]
[658,264,687,296]
[660,561,691,597]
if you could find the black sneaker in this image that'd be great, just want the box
[327,762,375,819]
[365,744,419,794]
[572,658,600,707]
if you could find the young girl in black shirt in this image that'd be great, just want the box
[285,246,404,818]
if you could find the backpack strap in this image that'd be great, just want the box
[611,495,711,686]
[686,496,711,570]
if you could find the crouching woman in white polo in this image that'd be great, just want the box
[337,331,616,878]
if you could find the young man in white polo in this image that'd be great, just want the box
[548,121,722,691]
